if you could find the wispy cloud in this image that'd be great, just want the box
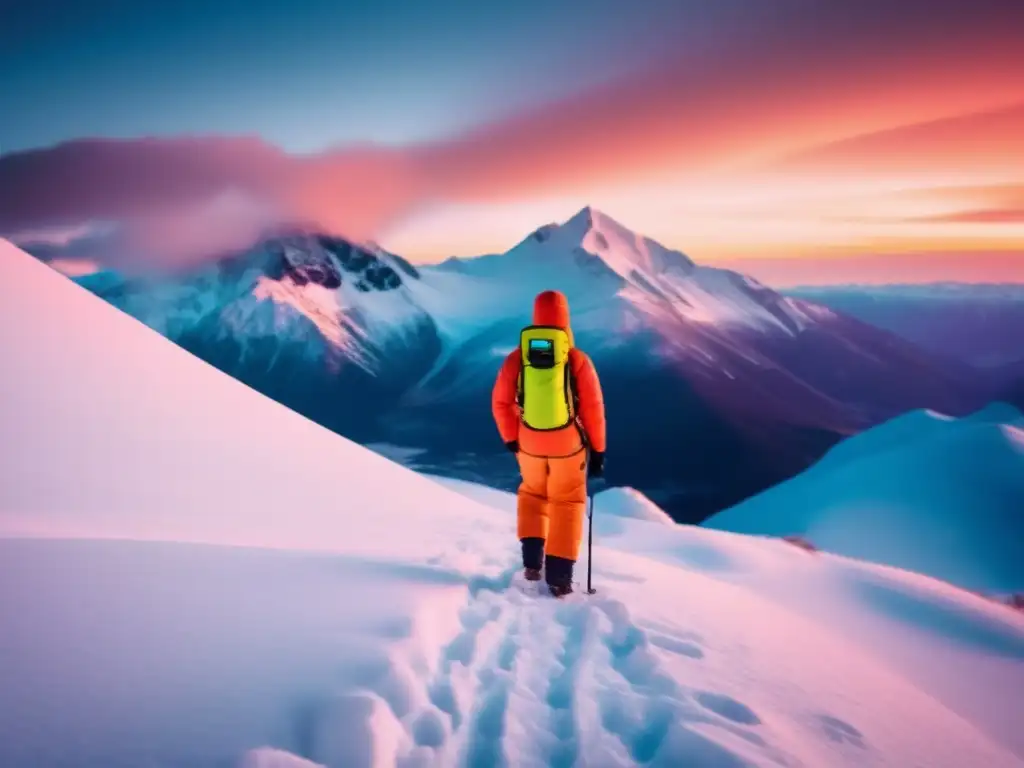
[48,258,102,278]
[722,251,1024,288]
[914,209,1024,224]
[0,137,426,266]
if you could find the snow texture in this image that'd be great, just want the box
[2,240,1024,768]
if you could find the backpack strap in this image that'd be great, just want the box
[564,362,579,417]
[566,350,587,447]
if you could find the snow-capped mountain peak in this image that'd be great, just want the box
[570,205,695,277]
[244,231,417,293]
[218,233,439,374]
[461,206,814,337]
[78,230,439,380]
[520,205,696,281]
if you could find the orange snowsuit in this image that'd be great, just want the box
[491,291,607,567]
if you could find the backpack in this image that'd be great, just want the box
[516,325,579,430]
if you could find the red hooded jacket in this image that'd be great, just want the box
[491,290,606,457]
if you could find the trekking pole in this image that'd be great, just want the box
[586,486,596,594]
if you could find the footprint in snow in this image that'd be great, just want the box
[599,600,677,697]
[411,707,447,749]
[639,619,706,645]
[694,691,761,726]
[444,601,501,666]
[426,587,509,731]
[648,633,705,660]
[414,570,792,768]
[818,714,865,749]
[516,603,589,768]
[600,569,646,584]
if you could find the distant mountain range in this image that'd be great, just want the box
[787,283,1024,371]
[25,208,1002,522]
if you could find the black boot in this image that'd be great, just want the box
[549,582,573,597]
[522,537,544,581]
[545,554,574,597]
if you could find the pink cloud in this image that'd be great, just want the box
[769,103,1024,176]
[48,258,102,278]
[0,137,426,267]
[0,137,286,229]
[116,190,283,269]
[917,209,1024,224]
[723,252,1024,287]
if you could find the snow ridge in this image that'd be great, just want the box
[704,403,1024,593]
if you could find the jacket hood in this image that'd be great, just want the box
[532,290,571,330]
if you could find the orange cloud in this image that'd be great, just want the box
[384,20,1024,281]
[769,103,1024,177]
[414,31,1024,205]
[916,210,1024,224]
[723,251,1024,287]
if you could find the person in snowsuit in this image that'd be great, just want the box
[491,289,606,597]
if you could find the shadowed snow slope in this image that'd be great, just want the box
[703,403,1024,594]
[0,242,499,563]
[2,239,1024,768]
[593,487,677,526]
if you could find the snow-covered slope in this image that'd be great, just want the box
[703,403,1024,594]
[3,239,1024,767]
[590,486,677,527]
[0,238,500,559]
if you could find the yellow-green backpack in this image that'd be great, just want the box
[517,325,578,430]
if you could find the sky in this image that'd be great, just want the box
[1,0,1023,285]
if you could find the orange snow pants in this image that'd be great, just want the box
[515,449,588,561]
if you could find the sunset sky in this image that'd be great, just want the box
[2,0,1023,285]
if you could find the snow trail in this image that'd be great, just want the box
[385,563,797,768]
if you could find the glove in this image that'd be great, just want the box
[588,451,605,478]
[505,440,519,454]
